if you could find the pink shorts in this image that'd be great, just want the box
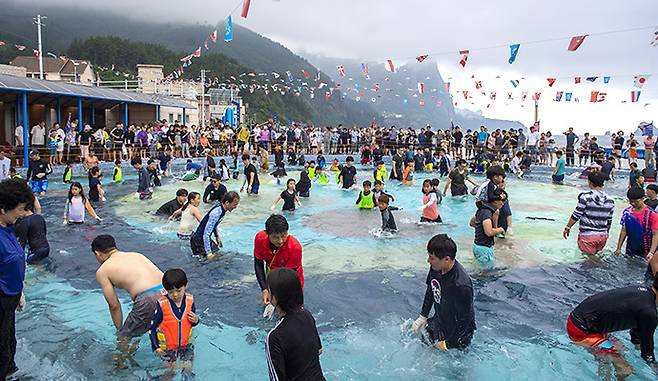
[577,234,608,255]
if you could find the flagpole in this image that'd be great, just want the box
[34,14,46,80]
[534,100,539,123]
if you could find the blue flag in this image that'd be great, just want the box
[224,16,233,42]
[603,76,611,84]
[565,92,572,102]
[286,71,293,82]
[508,44,520,64]
[586,77,598,82]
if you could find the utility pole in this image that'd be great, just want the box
[200,69,209,128]
[34,14,46,80]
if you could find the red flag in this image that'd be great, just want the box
[385,59,396,73]
[416,54,428,63]
[337,65,346,77]
[631,91,641,102]
[532,92,541,101]
[204,39,209,50]
[474,81,482,89]
[417,83,425,94]
[302,69,310,79]
[192,47,201,58]
[241,0,251,18]
[590,91,599,102]
[568,35,588,51]
[574,77,581,84]
[210,30,218,43]
[547,78,556,87]
[458,50,469,67]
[33,49,40,57]
[462,91,469,99]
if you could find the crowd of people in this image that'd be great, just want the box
[3,118,658,380]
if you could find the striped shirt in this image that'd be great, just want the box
[571,190,615,235]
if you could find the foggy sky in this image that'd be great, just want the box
[17,0,658,131]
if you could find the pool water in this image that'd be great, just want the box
[14,162,658,380]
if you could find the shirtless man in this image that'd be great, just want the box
[91,234,163,341]
[83,151,99,173]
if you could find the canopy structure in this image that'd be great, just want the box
[0,74,195,165]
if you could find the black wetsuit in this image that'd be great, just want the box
[13,214,50,264]
[571,285,657,362]
[203,183,227,204]
[155,199,183,216]
[297,169,312,197]
[26,158,50,181]
[266,308,325,381]
[380,206,399,231]
[340,166,357,189]
[420,260,476,349]
[448,169,469,196]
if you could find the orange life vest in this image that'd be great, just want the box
[156,294,194,351]
[422,193,439,220]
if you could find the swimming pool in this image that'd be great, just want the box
[14,162,658,380]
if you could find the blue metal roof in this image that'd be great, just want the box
[0,74,194,109]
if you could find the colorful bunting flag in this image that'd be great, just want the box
[47,52,57,58]
[554,91,563,101]
[204,39,209,50]
[574,77,581,84]
[416,54,428,63]
[224,16,233,42]
[603,76,610,84]
[489,91,497,100]
[0,41,5,46]
[286,71,293,82]
[302,70,310,79]
[650,28,658,47]
[590,91,606,102]
[192,47,201,58]
[458,50,469,67]
[547,78,556,87]
[14,44,25,51]
[521,91,528,101]
[508,44,520,64]
[475,81,482,89]
[568,35,588,51]
[631,90,641,103]
[337,65,346,77]
[417,82,425,94]
[532,92,541,101]
[315,72,321,81]
[462,91,469,99]
[32,49,40,57]
[210,29,218,43]
[510,79,519,88]
[507,92,513,100]
[385,59,396,73]
[586,76,598,82]
[444,82,450,93]
[241,0,251,18]
[634,75,650,88]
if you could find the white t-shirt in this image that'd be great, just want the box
[15,126,24,146]
[0,157,11,180]
[527,131,540,146]
[31,125,45,145]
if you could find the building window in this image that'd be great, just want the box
[168,113,174,122]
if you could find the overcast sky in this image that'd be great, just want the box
[22,0,658,132]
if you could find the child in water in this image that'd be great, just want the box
[402,159,415,185]
[170,192,203,240]
[373,180,395,207]
[63,182,101,224]
[149,268,199,377]
[271,178,301,212]
[88,166,106,202]
[113,160,122,183]
[63,161,73,183]
[315,167,330,184]
[378,194,399,232]
[355,180,377,210]
[419,179,442,223]
[470,188,507,270]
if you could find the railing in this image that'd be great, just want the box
[94,78,203,98]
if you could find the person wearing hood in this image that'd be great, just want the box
[470,188,507,270]
[297,162,312,197]
[563,172,615,255]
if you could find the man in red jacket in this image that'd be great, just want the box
[254,214,303,307]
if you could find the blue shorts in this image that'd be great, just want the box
[473,244,495,270]
[552,174,565,183]
[250,184,259,194]
[31,179,48,193]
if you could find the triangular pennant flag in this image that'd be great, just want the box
[650,27,658,47]
[574,77,581,84]
[590,91,599,102]
[385,59,396,73]
[489,91,497,100]
[416,54,428,63]
[224,16,233,42]
[302,69,310,79]
[204,39,209,50]
[32,49,40,57]
[521,91,528,101]
[458,50,469,67]
[475,81,482,89]
[286,71,293,82]
[508,44,520,64]
[315,72,321,81]
[210,29,218,43]
[565,93,572,102]
[360,63,369,77]
[568,35,588,51]
[417,82,425,94]
[532,92,541,101]
[631,91,641,103]
[241,0,251,18]
[554,91,563,101]
[597,92,607,102]
[0,41,5,46]
[47,52,57,58]
[547,78,556,87]
[14,44,25,51]
[192,47,201,58]
[510,80,519,88]
[444,82,450,93]
[462,91,469,99]
[586,76,598,82]
[603,76,610,84]
[337,65,346,77]
[634,75,650,88]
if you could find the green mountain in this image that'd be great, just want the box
[0,2,377,125]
